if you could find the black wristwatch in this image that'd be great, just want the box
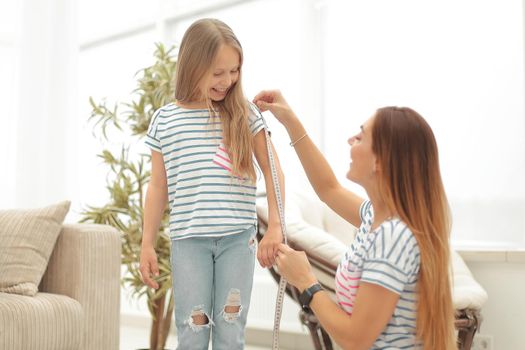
[299,283,323,313]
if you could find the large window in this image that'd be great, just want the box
[323,0,525,246]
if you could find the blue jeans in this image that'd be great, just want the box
[171,226,257,350]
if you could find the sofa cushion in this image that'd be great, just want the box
[0,292,83,349]
[0,201,70,296]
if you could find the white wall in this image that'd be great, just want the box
[464,257,525,349]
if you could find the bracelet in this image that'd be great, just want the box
[289,133,307,147]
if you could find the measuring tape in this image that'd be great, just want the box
[262,124,288,350]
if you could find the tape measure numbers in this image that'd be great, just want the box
[263,127,288,350]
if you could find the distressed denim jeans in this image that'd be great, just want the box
[171,225,257,350]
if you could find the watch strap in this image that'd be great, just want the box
[299,283,323,311]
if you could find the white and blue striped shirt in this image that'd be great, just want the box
[336,200,422,349]
[145,102,265,240]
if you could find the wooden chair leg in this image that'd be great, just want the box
[300,311,323,350]
[455,309,481,350]
[300,310,334,350]
[320,327,334,350]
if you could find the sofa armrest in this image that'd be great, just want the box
[40,223,120,350]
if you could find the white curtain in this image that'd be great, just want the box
[13,0,78,208]
[0,2,18,207]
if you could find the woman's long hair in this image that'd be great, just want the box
[174,18,255,181]
[372,107,456,350]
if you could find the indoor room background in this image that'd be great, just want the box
[1,0,524,348]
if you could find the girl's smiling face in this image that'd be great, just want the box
[203,44,240,102]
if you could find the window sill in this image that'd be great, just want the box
[453,242,525,263]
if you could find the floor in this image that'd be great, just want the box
[120,323,280,350]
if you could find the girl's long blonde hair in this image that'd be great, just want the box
[372,107,456,350]
[174,18,256,181]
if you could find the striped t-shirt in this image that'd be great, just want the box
[145,102,266,240]
[335,200,422,349]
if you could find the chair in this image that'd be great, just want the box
[256,192,487,350]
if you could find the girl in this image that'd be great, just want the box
[140,19,284,350]
[254,90,456,349]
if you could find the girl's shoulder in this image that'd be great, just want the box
[153,102,213,121]
[156,102,178,113]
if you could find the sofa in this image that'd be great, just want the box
[256,191,488,350]
[0,204,121,350]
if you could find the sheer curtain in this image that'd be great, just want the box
[0,2,19,208]
[323,0,525,246]
[5,0,78,209]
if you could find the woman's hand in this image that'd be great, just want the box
[139,245,160,289]
[253,90,297,128]
[257,226,283,268]
[275,244,318,292]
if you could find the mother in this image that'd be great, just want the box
[254,90,456,350]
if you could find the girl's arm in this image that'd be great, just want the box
[275,244,399,350]
[253,130,285,268]
[253,90,363,227]
[140,150,168,289]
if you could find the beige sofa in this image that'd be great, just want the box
[256,191,488,350]
[0,223,121,350]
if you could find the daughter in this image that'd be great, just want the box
[139,18,284,350]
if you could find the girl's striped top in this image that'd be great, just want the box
[145,102,265,240]
[335,200,422,349]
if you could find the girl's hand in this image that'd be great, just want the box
[257,227,283,268]
[252,90,296,127]
[275,244,318,292]
[139,245,160,289]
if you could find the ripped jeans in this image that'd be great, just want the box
[171,225,257,350]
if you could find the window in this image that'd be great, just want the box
[323,0,525,246]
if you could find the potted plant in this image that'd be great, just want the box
[80,43,177,350]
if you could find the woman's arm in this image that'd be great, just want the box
[140,150,168,289]
[253,90,363,227]
[253,130,285,268]
[275,244,399,350]
[310,282,400,350]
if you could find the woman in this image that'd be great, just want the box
[253,90,456,350]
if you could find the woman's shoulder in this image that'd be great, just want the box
[369,219,420,260]
[375,219,418,244]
